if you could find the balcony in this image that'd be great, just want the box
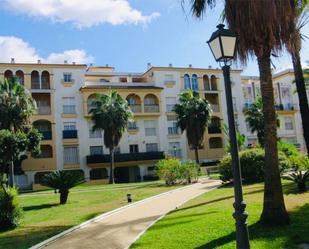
[36,106,51,115]
[63,130,78,139]
[31,82,50,90]
[40,131,52,140]
[275,104,297,111]
[87,151,165,164]
[168,127,180,135]
[144,104,159,113]
[166,104,175,113]
[129,104,142,113]
[208,126,222,134]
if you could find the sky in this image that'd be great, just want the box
[0,0,308,75]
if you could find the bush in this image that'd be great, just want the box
[180,161,200,184]
[219,148,290,183]
[278,141,300,157]
[0,187,22,231]
[156,158,181,185]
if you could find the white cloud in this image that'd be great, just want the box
[2,0,160,28]
[0,36,94,64]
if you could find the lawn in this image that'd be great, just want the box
[131,182,309,249]
[0,182,178,249]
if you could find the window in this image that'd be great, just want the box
[284,117,294,130]
[114,147,121,154]
[90,168,108,180]
[209,138,223,149]
[62,97,76,114]
[34,145,53,158]
[128,121,138,130]
[63,73,73,83]
[184,74,191,90]
[144,120,156,136]
[146,143,158,152]
[100,79,110,83]
[90,146,103,155]
[167,116,179,135]
[168,142,181,157]
[284,137,297,144]
[64,122,76,131]
[191,74,198,91]
[63,146,79,164]
[89,122,102,138]
[129,144,139,153]
[166,97,176,112]
[203,75,210,90]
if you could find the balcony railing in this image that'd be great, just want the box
[208,126,222,134]
[63,130,78,139]
[89,130,102,138]
[275,104,297,111]
[40,131,52,140]
[168,127,179,135]
[31,82,50,90]
[87,151,165,164]
[36,106,51,115]
[168,149,182,158]
[144,104,159,113]
[210,104,220,112]
[129,104,142,113]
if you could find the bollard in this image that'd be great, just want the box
[127,193,132,203]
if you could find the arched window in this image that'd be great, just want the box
[144,94,159,113]
[41,71,50,89]
[208,117,221,134]
[209,137,223,149]
[87,94,97,113]
[211,75,217,90]
[33,120,52,140]
[15,70,24,85]
[203,75,210,90]
[31,71,40,89]
[4,70,13,81]
[184,74,191,90]
[191,74,198,91]
[126,94,142,113]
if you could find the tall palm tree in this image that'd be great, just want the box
[287,5,309,157]
[90,91,132,184]
[174,90,212,163]
[0,78,37,186]
[187,0,301,224]
[245,97,280,147]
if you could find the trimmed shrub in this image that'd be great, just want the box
[219,148,290,183]
[278,141,300,157]
[180,161,200,184]
[156,158,181,185]
[0,187,22,231]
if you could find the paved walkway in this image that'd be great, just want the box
[40,180,221,249]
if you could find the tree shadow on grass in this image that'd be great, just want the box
[195,203,309,249]
[23,203,59,211]
[0,225,71,249]
[174,188,263,213]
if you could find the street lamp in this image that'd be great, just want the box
[208,24,250,249]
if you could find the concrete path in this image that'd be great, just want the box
[39,180,221,249]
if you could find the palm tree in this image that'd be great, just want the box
[90,91,132,184]
[41,171,84,204]
[174,90,212,164]
[287,6,309,157]
[0,78,37,186]
[245,97,280,147]
[187,0,301,224]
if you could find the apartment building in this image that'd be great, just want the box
[0,61,306,189]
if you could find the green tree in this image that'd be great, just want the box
[41,171,84,204]
[287,5,309,157]
[90,91,132,184]
[186,0,302,224]
[222,124,246,152]
[174,90,212,164]
[0,78,41,187]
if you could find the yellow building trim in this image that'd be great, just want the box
[62,81,75,87]
[63,139,79,145]
[22,157,57,171]
[64,164,80,170]
[62,113,78,119]
[88,159,160,168]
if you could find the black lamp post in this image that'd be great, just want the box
[208,24,250,249]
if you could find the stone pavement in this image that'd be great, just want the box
[38,179,221,249]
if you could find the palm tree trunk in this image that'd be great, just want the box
[8,161,14,188]
[194,147,199,164]
[291,51,309,157]
[257,52,289,225]
[109,149,115,184]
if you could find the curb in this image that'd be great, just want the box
[29,182,207,249]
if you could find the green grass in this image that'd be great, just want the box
[131,182,309,249]
[0,182,178,249]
